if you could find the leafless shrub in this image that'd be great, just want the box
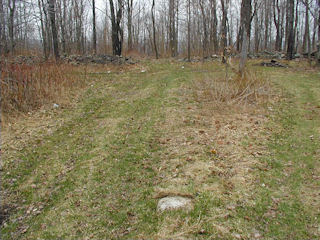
[193,69,269,105]
[1,62,85,117]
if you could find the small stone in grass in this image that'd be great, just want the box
[157,196,192,212]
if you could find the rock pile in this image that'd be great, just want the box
[63,54,136,65]
[257,59,288,68]
[11,55,44,64]
[3,54,137,65]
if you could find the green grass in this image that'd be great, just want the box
[2,60,320,239]
[234,65,320,239]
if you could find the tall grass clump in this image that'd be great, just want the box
[193,67,269,106]
[1,62,85,117]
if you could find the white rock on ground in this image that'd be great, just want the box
[157,196,192,212]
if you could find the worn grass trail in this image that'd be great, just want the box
[1,61,320,240]
[2,62,191,239]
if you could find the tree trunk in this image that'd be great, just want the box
[286,0,295,60]
[264,0,270,50]
[48,0,59,61]
[92,0,97,54]
[273,0,282,51]
[109,0,123,56]
[294,0,299,53]
[127,0,133,51]
[200,0,208,59]
[254,4,260,52]
[187,0,191,61]
[169,0,176,57]
[302,0,311,62]
[38,0,49,59]
[8,0,16,54]
[317,0,320,65]
[61,0,67,54]
[56,0,66,55]
[220,0,229,63]
[210,0,218,53]
[239,0,252,76]
[175,0,179,56]
[0,0,6,55]
[151,0,158,58]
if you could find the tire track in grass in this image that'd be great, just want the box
[2,63,181,239]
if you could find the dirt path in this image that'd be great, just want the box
[1,61,319,239]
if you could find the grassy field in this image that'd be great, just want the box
[1,60,319,239]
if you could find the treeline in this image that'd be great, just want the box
[0,0,319,63]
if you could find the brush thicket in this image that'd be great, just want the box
[193,67,269,105]
[1,63,85,117]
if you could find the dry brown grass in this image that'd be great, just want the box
[1,62,86,121]
[193,68,270,106]
[147,61,275,239]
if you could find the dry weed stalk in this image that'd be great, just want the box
[194,65,269,105]
[1,62,85,117]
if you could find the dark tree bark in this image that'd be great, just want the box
[199,0,208,59]
[317,0,320,65]
[239,0,252,75]
[127,0,133,51]
[210,0,218,53]
[264,0,270,50]
[8,0,16,54]
[220,0,229,63]
[175,0,179,56]
[74,0,85,54]
[56,0,66,55]
[273,0,282,51]
[109,0,123,56]
[169,0,177,57]
[294,0,299,52]
[0,0,6,55]
[38,0,49,59]
[302,0,311,58]
[254,4,260,52]
[92,0,97,54]
[151,0,158,58]
[286,0,295,60]
[48,0,60,60]
[187,0,191,61]
[41,0,52,55]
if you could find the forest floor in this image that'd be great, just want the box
[1,60,320,239]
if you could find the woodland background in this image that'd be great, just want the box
[0,0,319,63]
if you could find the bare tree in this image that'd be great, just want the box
[92,0,97,54]
[151,0,158,58]
[109,0,123,56]
[0,0,6,55]
[8,0,16,54]
[0,0,318,62]
[286,0,295,60]
[48,0,60,60]
[220,0,229,63]
[169,0,177,57]
[317,0,320,65]
[210,0,218,53]
[199,0,208,59]
[187,0,191,61]
[127,0,133,51]
[264,0,271,50]
[239,0,252,76]
[273,0,283,51]
[302,0,311,60]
